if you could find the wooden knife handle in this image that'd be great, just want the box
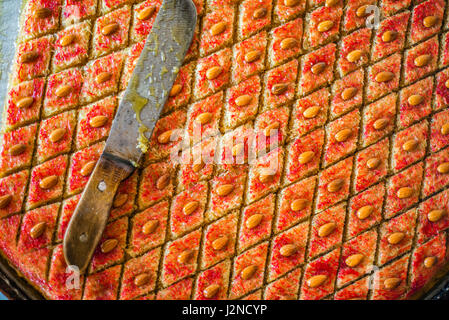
[63,153,135,273]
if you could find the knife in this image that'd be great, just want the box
[63,0,197,273]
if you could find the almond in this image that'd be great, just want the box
[241,265,257,280]
[259,168,276,183]
[235,94,252,106]
[280,37,298,50]
[206,66,222,80]
[318,222,336,237]
[245,50,261,63]
[271,83,288,95]
[388,232,405,245]
[39,175,58,190]
[192,162,205,173]
[34,7,52,19]
[49,128,66,143]
[285,0,300,6]
[375,71,394,83]
[402,139,419,152]
[335,128,351,142]
[280,244,297,257]
[441,123,449,135]
[246,213,263,229]
[217,184,234,197]
[303,106,320,119]
[0,195,12,209]
[307,275,327,288]
[178,249,194,264]
[346,49,363,63]
[183,201,199,216]
[113,193,128,208]
[212,235,228,251]
[424,256,437,269]
[341,87,357,100]
[30,222,46,239]
[356,5,369,17]
[210,21,227,36]
[203,284,220,299]
[156,173,170,190]
[423,15,438,28]
[80,160,96,176]
[291,198,308,211]
[59,34,75,47]
[428,209,446,223]
[367,157,381,170]
[384,277,401,290]
[397,187,413,199]
[55,84,73,98]
[196,112,213,125]
[96,71,112,84]
[101,239,118,253]
[134,273,150,287]
[317,20,334,32]
[8,143,27,156]
[158,130,173,144]
[298,151,315,164]
[407,94,423,106]
[263,122,280,136]
[437,162,449,174]
[232,143,244,157]
[373,118,389,130]
[253,7,268,19]
[327,178,344,193]
[345,254,364,268]
[382,30,398,43]
[325,0,339,6]
[89,115,108,128]
[101,22,119,36]
[169,84,182,97]
[414,54,432,67]
[20,51,39,63]
[142,220,159,235]
[356,205,373,220]
[16,96,34,109]
[137,6,155,20]
[311,62,326,74]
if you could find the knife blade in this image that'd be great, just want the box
[63,0,197,273]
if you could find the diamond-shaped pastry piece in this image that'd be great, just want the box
[372,11,410,61]
[362,93,397,147]
[253,106,290,155]
[331,70,364,119]
[337,229,377,287]
[268,18,303,67]
[274,0,306,23]
[398,77,433,129]
[268,222,308,281]
[263,59,298,111]
[385,162,423,218]
[0,171,29,219]
[120,247,161,300]
[20,0,61,41]
[324,109,360,166]
[306,5,342,49]
[232,32,267,84]
[200,4,235,56]
[130,0,162,43]
[264,268,302,300]
[229,241,268,299]
[170,182,208,238]
[417,189,449,244]
[83,265,121,300]
[89,217,128,273]
[309,203,346,258]
[348,182,385,239]
[343,0,376,32]
[56,194,80,241]
[3,78,44,131]
[338,28,371,76]
[422,147,449,197]
[367,53,401,102]
[15,247,51,293]
[404,36,438,85]
[36,111,76,163]
[354,138,389,193]
[52,21,91,72]
[18,202,60,252]
[291,88,330,137]
[276,176,316,232]
[163,62,195,114]
[298,43,336,96]
[138,162,174,209]
[334,276,369,300]
[217,123,254,172]
[381,0,411,16]
[27,155,67,209]
[156,278,193,300]
[62,0,98,26]
[92,5,131,58]
[161,229,201,287]
[378,209,417,265]
[239,194,274,252]
[300,248,340,300]
[0,124,37,176]
[409,0,444,44]
[371,254,409,300]
[66,142,104,196]
[194,260,231,300]
[238,0,272,40]
[201,212,238,269]
[434,68,449,110]
[430,109,449,152]
[392,121,428,172]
